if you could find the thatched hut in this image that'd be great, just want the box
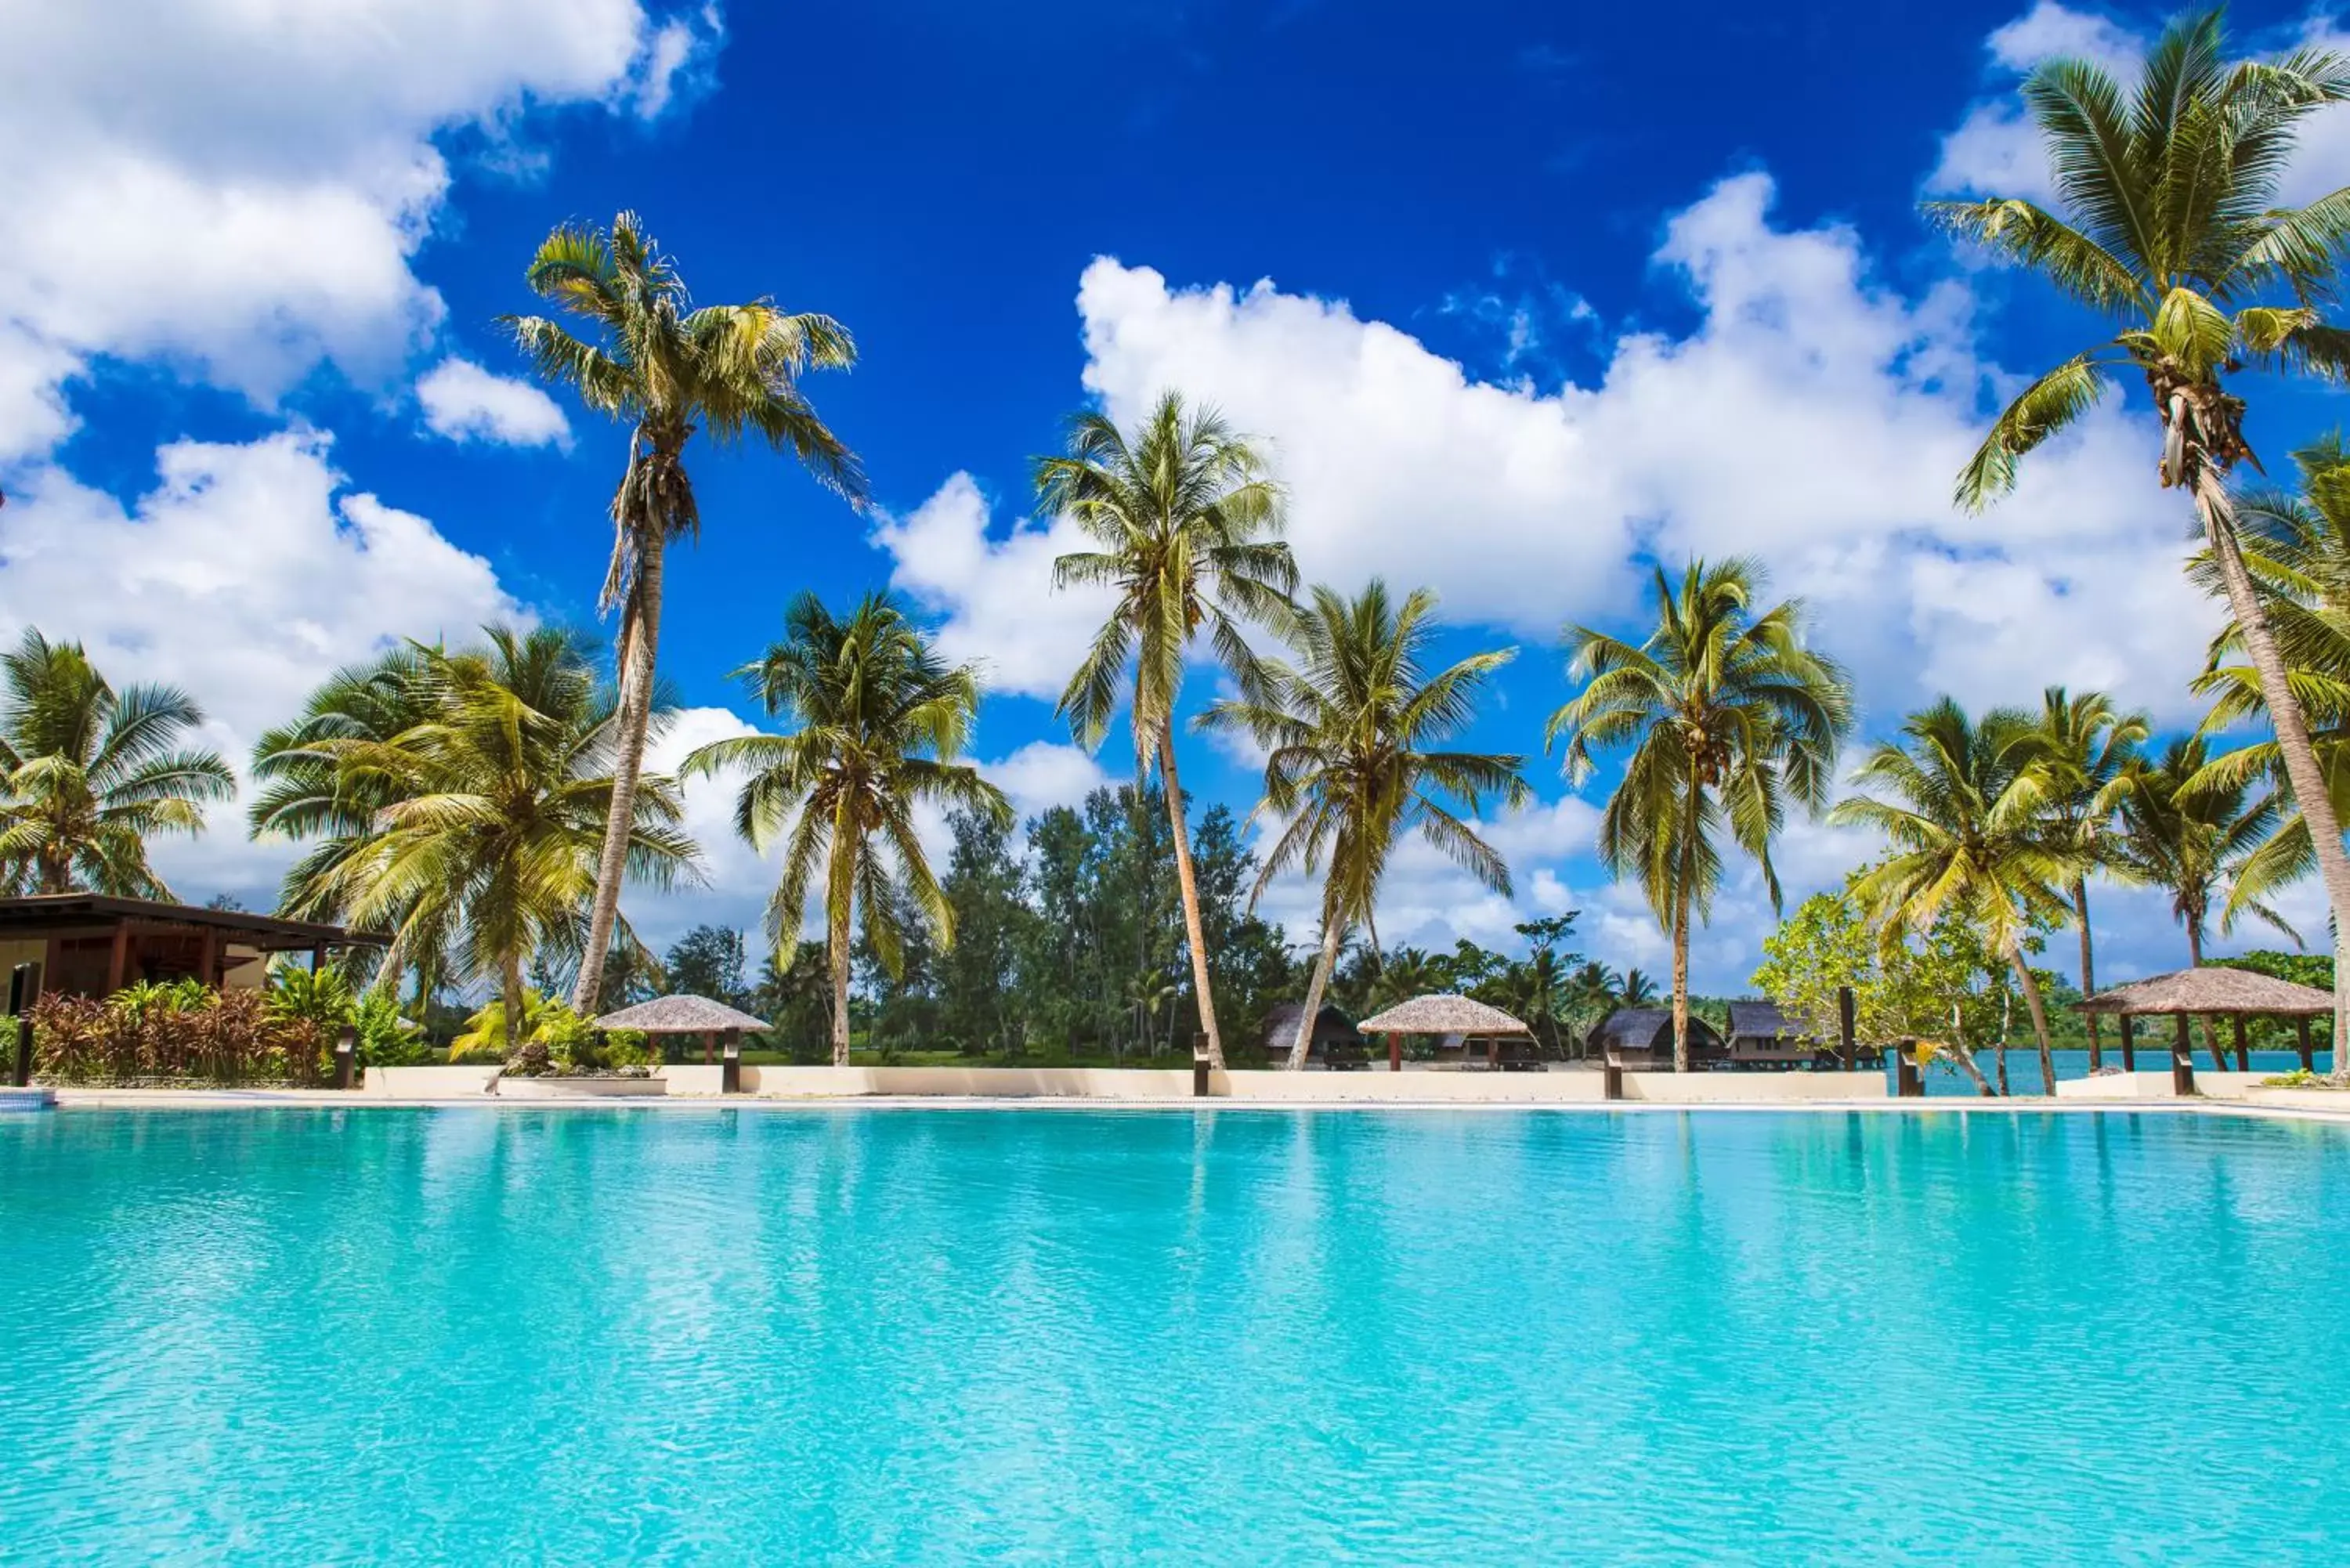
[1357,993,1532,1072]
[1260,1002,1368,1068]
[1589,1006,1726,1070]
[595,994,771,1071]
[1726,1000,1810,1068]
[2078,966,2334,1083]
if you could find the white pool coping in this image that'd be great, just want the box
[32,1086,2350,1127]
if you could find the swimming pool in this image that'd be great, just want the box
[4,1107,2345,1562]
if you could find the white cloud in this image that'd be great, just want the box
[1929,5,2350,207]
[627,716,1115,957]
[1247,790,1609,956]
[879,172,2206,737]
[986,741,1115,821]
[0,429,528,902]
[0,0,722,461]
[417,357,573,449]
[869,471,1115,702]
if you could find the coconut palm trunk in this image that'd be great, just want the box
[1950,1038,1998,1097]
[826,833,855,1068]
[503,952,528,1055]
[2193,471,2350,1079]
[2004,939,2057,1096]
[2071,880,2102,1067]
[1159,718,1225,1069]
[574,528,664,1012]
[1289,905,1347,1071]
[370,923,412,1003]
[2178,919,2232,1071]
[1670,779,1698,1073]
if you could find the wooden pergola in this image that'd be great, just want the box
[2077,966,2334,1094]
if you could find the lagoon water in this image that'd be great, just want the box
[4,1107,2347,1563]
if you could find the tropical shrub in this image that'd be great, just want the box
[450,990,650,1075]
[32,986,323,1086]
[352,989,431,1068]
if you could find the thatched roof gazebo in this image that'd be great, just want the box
[595,994,771,1089]
[1357,994,1529,1072]
[2077,966,2334,1089]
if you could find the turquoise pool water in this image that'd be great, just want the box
[4,1107,2347,1563]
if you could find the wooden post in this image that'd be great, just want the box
[2171,1012,2195,1097]
[8,962,38,1087]
[1837,985,1856,1069]
[333,1025,356,1090]
[2296,1014,2316,1073]
[2232,1015,2249,1072]
[2119,1013,2135,1072]
[310,943,327,975]
[1895,1042,1922,1098]
[703,1029,715,1065]
[106,921,131,993]
[1603,1058,1623,1100]
[721,1028,742,1094]
[1387,1033,1402,1073]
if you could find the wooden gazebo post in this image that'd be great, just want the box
[2296,1015,2316,1074]
[2119,1013,2135,1071]
[2171,1012,2195,1097]
[2232,1016,2249,1072]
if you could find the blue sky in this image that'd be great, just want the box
[2,0,2346,990]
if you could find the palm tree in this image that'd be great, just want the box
[0,629,233,898]
[1202,581,1527,1068]
[1490,948,1570,1059]
[302,627,701,1050]
[503,211,866,1017]
[1831,699,2084,1096]
[1927,13,2350,1057]
[1614,967,1660,1007]
[2019,687,2147,1064]
[1548,558,1853,1071]
[250,646,446,1001]
[1369,945,1446,1010]
[682,592,1010,1066]
[1042,389,1296,1070]
[2117,735,2294,1069]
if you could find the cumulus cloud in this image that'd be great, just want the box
[0,0,722,461]
[417,357,573,448]
[0,430,528,901]
[868,471,1114,702]
[628,713,1115,956]
[856,161,2253,987]
[878,170,2204,736]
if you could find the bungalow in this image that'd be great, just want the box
[1589,1006,1727,1070]
[1260,1002,1371,1068]
[0,894,381,1002]
[1725,1000,1812,1069]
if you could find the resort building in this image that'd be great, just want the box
[1589,1006,1727,1069]
[1259,1003,1369,1067]
[0,894,379,1000]
[1724,1001,1814,1068]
